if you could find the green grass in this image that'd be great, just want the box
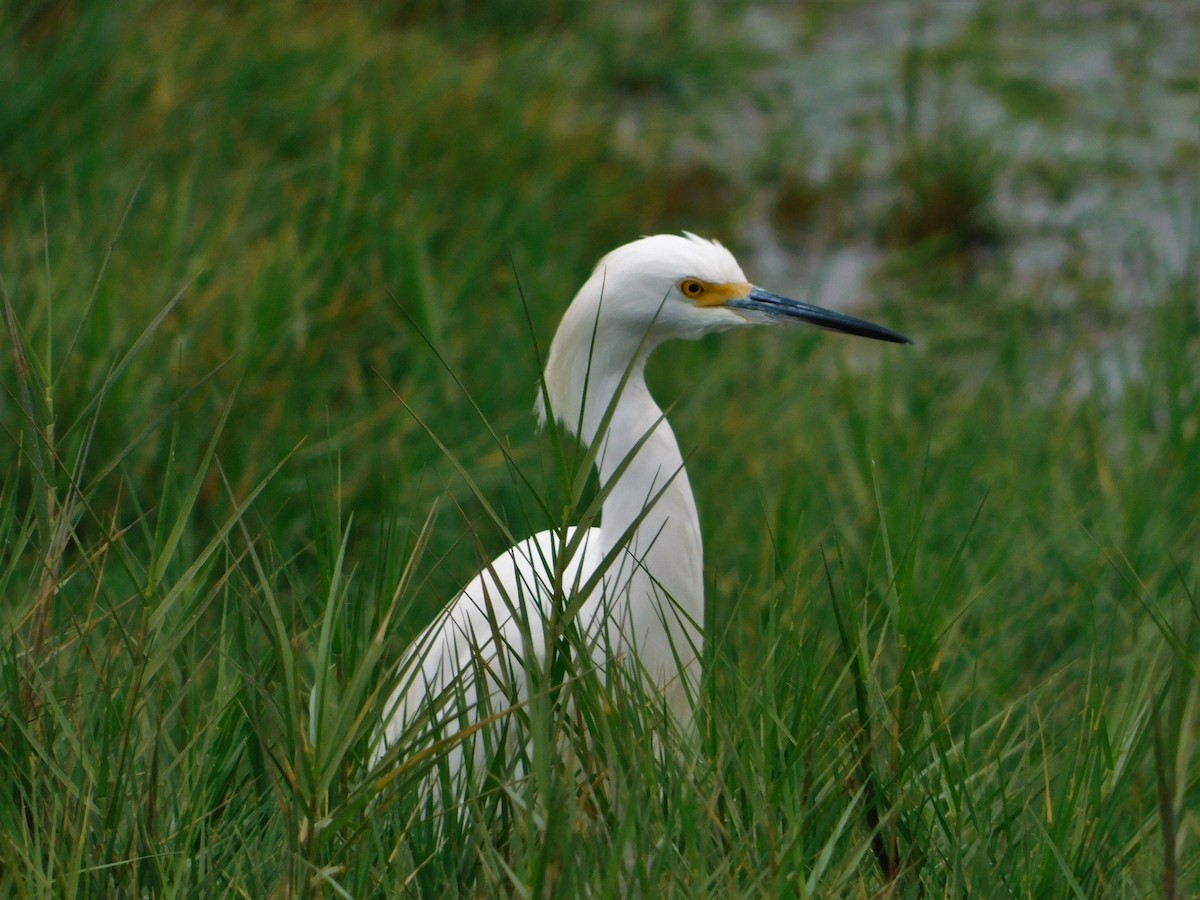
[2,1,1198,896]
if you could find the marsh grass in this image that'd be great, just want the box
[2,1,1198,896]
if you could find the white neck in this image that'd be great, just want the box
[541,312,705,689]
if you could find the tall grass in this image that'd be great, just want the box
[2,1,1197,896]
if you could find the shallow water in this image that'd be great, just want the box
[630,2,1198,329]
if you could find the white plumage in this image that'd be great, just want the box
[374,233,909,786]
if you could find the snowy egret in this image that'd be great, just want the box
[374,232,909,785]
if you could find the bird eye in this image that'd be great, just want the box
[681,279,704,298]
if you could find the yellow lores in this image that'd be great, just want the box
[678,278,752,308]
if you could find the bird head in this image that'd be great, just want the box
[538,233,910,435]
[575,232,911,344]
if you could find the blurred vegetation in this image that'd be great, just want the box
[1,0,1197,895]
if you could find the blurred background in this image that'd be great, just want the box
[3,0,1199,692]
[2,1,1198,893]
[4,0,1195,559]
[3,0,1198,678]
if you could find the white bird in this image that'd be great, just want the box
[374,233,909,789]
